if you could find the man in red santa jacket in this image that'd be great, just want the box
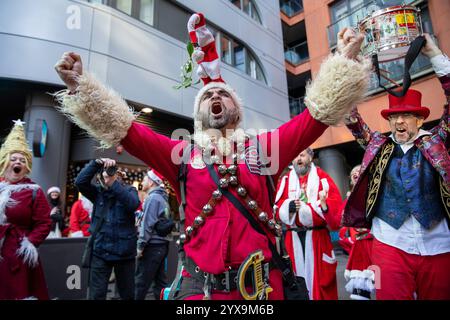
[53,16,369,299]
[275,148,342,300]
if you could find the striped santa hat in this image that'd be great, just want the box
[188,13,243,119]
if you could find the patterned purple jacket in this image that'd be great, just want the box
[343,75,450,228]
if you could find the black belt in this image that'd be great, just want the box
[212,264,271,292]
[184,256,271,293]
[288,225,327,232]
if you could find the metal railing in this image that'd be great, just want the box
[368,54,432,93]
[285,41,309,65]
[289,96,307,117]
[280,0,304,17]
[327,1,377,48]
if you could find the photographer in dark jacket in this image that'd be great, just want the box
[76,158,140,300]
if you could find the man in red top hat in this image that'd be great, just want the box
[343,32,450,300]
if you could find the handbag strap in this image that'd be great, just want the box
[373,35,426,97]
[206,163,298,289]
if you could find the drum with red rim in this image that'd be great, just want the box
[358,5,423,63]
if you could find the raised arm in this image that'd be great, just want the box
[259,28,371,180]
[422,34,450,143]
[54,52,184,191]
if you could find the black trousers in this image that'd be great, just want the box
[135,242,169,300]
[88,255,135,300]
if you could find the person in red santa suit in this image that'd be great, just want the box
[0,120,51,300]
[69,195,92,237]
[275,148,343,300]
[337,164,375,300]
[53,14,370,299]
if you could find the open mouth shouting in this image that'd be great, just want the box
[211,101,224,118]
[12,164,23,174]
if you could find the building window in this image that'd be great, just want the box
[221,35,233,65]
[229,0,262,23]
[280,0,304,17]
[217,32,267,84]
[109,0,154,26]
[139,0,154,25]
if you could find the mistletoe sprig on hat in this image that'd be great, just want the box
[173,42,201,90]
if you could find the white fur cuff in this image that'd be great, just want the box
[54,72,137,148]
[344,269,375,293]
[298,202,313,227]
[305,53,371,126]
[16,237,39,268]
[279,200,296,226]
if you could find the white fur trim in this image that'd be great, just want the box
[305,53,371,126]
[0,182,40,225]
[322,250,337,264]
[16,236,39,268]
[193,82,243,118]
[69,230,84,238]
[298,202,313,227]
[304,230,314,300]
[53,72,137,149]
[344,269,375,293]
[46,186,61,195]
[291,231,305,278]
[275,175,288,203]
[278,199,296,226]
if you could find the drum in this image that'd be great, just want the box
[358,5,423,63]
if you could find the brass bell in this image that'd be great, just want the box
[248,200,258,211]
[258,212,268,222]
[227,164,237,175]
[218,165,228,175]
[212,190,222,200]
[219,178,229,188]
[202,204,213,214]
[194,216,204,226]
[237,186,247,197]
[229,176,238,186]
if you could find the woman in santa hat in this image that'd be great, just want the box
[0,120,51,300]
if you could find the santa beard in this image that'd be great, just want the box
[195,105,240,131]
[294,162,310,177]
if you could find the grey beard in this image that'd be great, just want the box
[196,106,240,130]
[294,162,310,176]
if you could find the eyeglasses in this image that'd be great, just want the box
[388,113,416,121]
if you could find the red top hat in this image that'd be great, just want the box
[381,89,430,120]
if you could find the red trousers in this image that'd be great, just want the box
[371,238,450,300]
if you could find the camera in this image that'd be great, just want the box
[105,166,118,176]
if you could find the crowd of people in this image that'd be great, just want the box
[0,12,449,300]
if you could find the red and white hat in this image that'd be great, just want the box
[188,13,243,119]
[147,169,164,185]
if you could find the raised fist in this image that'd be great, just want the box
[337,28,364,60]
[421,33,442,59]
[54,52,83,93]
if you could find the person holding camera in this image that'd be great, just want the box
[135,169,170,300]
[75,158,140,300]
